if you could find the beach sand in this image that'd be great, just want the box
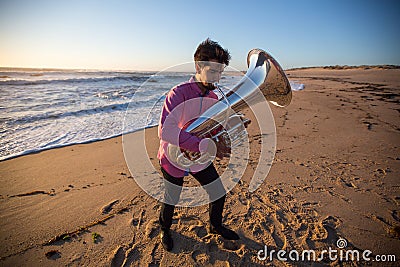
[0,68,399,266]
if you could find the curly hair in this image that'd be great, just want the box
[194,38,231,66]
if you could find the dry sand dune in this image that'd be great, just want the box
[0,68,399,266]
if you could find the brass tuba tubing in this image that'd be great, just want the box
[185,48,291,135]
[167,48,292,168]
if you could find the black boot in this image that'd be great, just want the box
[208,224,239,240]
[159,202,175,252]
[160,229,173,251]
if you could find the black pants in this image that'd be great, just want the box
[159,164,226,231]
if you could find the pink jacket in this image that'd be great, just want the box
[157,77,218,177]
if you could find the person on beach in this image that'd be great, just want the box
[157,38,239,251]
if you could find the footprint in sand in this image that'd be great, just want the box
[271,225,286,249]
[130,209,145,228]
[101,199,120,214]
[310,215,341,244]
[188,225,208,239]
[206,240,219,253]
[238,192,250,206]
[45,250,61,260]
[121,246,141,267]
[109,246,125,267]
[221,239,241,251]
[391,210,400,222]
[322,215,341,229]
[295,223,309,239]
[149,243,164,266]
[192,250,210,265]
[145,219,159,239]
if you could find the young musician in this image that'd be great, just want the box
[157,38,239,251]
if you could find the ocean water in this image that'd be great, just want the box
[0,68,243,161]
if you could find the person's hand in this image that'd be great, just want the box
[215,140,230,159]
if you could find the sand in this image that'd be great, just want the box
[0,68,399,266]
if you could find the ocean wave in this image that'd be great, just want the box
[0,122,158,162]
[5,103,129,124]
[4,95,163,125]
[0,70,209,161]
[0,75,151,86]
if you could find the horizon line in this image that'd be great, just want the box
[1,64,399,73]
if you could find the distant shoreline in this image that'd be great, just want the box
[1,64,400,73]
[0,67,159,73]
[286,64,400,71]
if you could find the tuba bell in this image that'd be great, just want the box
[167,48,292,168]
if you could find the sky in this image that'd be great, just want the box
[0,0,399,71]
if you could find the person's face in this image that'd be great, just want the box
[195,60,225,86]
